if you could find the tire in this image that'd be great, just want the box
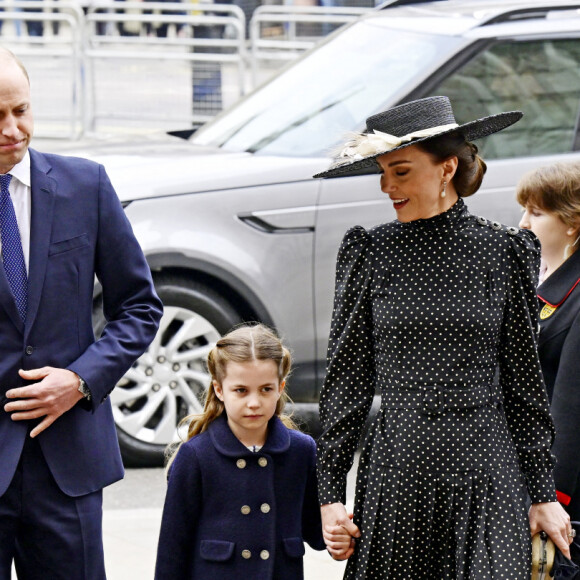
[94,275,243,467]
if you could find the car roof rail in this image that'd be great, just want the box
[375,0,580,20]
[376,0,447,9]
[480,3,580,26]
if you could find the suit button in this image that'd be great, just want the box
[241,549,251,559]
[25,346,33,355]
[260,550,270,560]
[258,457,268,467]
[260,503,270,514]
[236,459,246,469]
[241,505,251,515]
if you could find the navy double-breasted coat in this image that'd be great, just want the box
[155,414,325,580]
[538,248,580,520]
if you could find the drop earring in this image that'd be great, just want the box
[441,181,447,198]
[563,232,580,260]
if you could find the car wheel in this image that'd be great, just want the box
[94,275,243,467]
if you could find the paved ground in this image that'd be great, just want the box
[101,458,359,579]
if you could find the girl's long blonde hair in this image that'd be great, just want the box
[166,323,296,467]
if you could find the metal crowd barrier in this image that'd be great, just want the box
[0,0,85,139]
[83,2,247,130]
[249,5,369,85]
[0,0,370,137]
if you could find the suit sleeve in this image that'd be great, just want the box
[498,229,556,503]
[550,308,580,504]
[155,444,201,580]
[67,164,163,407]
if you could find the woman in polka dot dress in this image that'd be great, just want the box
[313,96,573,579]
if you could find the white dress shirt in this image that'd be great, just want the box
[0,151,31,273]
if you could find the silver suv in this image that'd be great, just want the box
[49,0,580,465]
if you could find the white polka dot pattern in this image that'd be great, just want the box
[317,198,556,578]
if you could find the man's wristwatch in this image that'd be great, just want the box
[77,376,92,401]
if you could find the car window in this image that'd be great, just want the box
[192,21,464,157]
[432,38,580,159]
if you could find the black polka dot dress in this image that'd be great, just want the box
[317,198,557,579]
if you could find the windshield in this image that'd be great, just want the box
[192,19,464,157]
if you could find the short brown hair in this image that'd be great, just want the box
[516,161,580,228]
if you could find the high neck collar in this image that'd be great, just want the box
[396,198,467,231]
[537,248,580,307]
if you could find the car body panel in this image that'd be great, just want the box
[37,0,580,460]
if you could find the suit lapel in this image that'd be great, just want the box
[25,150,56,335]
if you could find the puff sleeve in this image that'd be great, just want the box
[498,229,556,504]
[317,226,376,505]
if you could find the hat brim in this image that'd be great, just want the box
[313,110,523,179]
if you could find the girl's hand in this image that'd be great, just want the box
[529,501,572,559]
[321,502,360,560]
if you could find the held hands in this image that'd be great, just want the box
[321,502,361,561]
[3,367,85,437]
[529,501,573,559]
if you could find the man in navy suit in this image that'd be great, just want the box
[0,47,163,579]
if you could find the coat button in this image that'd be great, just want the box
[241,505,251,515]
[241,549,251,559]
[260,550,270,560]
[25,346,33,355]
[236,459,246,469]
[260,503,270,514]
[258,457,268,467]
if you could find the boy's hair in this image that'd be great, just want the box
[165,323,296,467]
[516,161,580,228]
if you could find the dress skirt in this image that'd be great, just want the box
[345,406,531,579]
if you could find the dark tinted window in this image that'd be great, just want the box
[433,38,580,159]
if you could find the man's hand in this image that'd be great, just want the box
[4,367,84,437]
[529,501,572,559]
[321,502,360,560]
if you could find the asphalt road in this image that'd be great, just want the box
[101,458,359,579]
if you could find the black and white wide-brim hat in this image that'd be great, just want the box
[313,96,523,179]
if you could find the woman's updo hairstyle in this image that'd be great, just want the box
[418,132,487,197]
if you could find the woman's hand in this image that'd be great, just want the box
[321,502,360,560]
[529,501,572,558]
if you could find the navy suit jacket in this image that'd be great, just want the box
[537,249,580,519]
[0,148,163,497]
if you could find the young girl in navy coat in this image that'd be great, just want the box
[154,324,328,580]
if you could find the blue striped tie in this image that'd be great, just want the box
[0,174,28,321]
